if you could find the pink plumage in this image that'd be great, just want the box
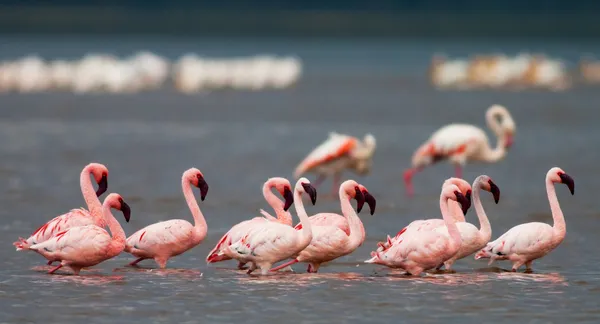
[474,167,574,272]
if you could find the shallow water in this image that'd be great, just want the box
[1,37,600,323]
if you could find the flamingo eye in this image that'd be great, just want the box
[118,197,124,203]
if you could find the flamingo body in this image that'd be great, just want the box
[294,213,350,236]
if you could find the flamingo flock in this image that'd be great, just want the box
[0,52,302,93]
[13,103,574,276]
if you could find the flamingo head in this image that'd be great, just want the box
[476,175,501,204]
[444,184,470,215]
[298,178,317,205]
[444,178,472,213]
[190,169,209,201]
[358,185,376,215]
[88,163,108,197]
[272,178,294,211]
[117,196,131,223]
[106,193,131,222]
[558,171,575,195]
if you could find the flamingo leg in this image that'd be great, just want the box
[403,168,420,197]
[454,165,463,179]
[331,173,341,196]
[128,257,146,267]
[237,261,248,270]
[269,259,299,272]
[313,175,326,188]
[47,260,54,266]
[48,264,63,274]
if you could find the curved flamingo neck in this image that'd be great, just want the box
[81,165,103,225]
[482,113,508,163]
[473,181,492,241]
[440,192,462,250]
[263,180,292,225]
[339,187,364,252]
[293,189,312,250]
[546,178,566,241]
[104,201,126,253]
[182,176,207,242]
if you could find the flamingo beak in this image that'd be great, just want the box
[488,180,500,204]
[354,186,365,213]
[559,173,575,195]
[362,189,377,215]
[301,183,317,205]
[505,134,514,149]
[455,191,469,215]
[96,174,108,197]
[120,200,131,223]
[465,190,472,215]
[283,187,294,211]
[197,176,209,201]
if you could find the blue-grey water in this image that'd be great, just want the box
[1,36,599,324]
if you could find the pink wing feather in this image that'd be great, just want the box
[294,134,357,178]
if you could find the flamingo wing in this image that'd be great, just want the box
[294,134,358,178]
[206,219,263,262]
[16,208,95,249]
[294,213,350,235]
[126,219,194,254]
[485,222,554,257]
[242,223,297,258]
[298,226,349,261]
[29,225,111,262]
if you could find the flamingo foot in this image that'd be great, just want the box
[48,264,63,274]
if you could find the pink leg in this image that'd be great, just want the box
[331,173,341,196]
[237,261,248,270]
[313,175,326,188]
[47,260,54,266]
[48,264,63,274]
[403,167,421,197]
[128,257,146,267]
[454,165,463,179]
[270,259,299,272]
[155,257,168,269]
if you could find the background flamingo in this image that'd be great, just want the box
[29,193,130,275]
[124,168,209,269]
[403,104,515,196]
[222,178,317,275]
[364,182,468,275]
[206,177,294,268]
[13,162,109,265]
[375,177,472,253]
[432,175,500,270]
[294,132,376,195]
[474,167,574,272]
[270,180,376,273]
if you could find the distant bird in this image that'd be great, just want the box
[294,132,376,196]
[403,104,515,196]
[13,162,108,264]
[431,175,500,270]
[221,178,317,275]
[205,177,294,268]
[375,177,472,253]
[270,180,376,273]
[364,182,469,275]
[29,193,130,275]
[475,167,573,272]
[124,168,209,269]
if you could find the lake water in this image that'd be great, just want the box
[1,36,599,323]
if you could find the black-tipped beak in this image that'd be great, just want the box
[283,187,294,211]
[120,200,131,223]
[559,173,575,195]
[96,174,108,197]
[488,180,500,204]
[455,191,469,215]
[362,190,377,215]
[197,177,209,201]
[354,186,365,213]
[465,190,472,215]
[301,183,317,205]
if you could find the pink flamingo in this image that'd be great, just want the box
[28,193,130,275]
[294,132,376,195]
[431,175,500,270]
[270,180,376,273]
[124,168,209,269]
[364,182,469,275]
[205,177,294,268]
[403,104,515,196]
[375,177,472,253]
[13,162,109,265]
[474,167,574,272]
[222,177,317,275]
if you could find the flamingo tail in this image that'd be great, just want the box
[13,237,30,251]
[269,259,299,272]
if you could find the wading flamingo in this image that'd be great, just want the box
[206,177,294,268]
[294,132,376,195]
[29,193,130,275]
[222,178,317,275]
[364,182,469,275]
[124,168,209,269]
[431,175,500,270]
[13,162,109,265]
[270,180,376,273]
[403,104,515,196]
[474,167,574,272]
[375,177,472,253]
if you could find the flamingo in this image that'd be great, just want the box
[206,177,294,268]
[124,168,209,269]
[28,193,131,275]
[364,182,469,275]
[403,104,515,196]
[13,162,109,265]
[294,132,376,195]
[222,177,317,275]
[431,175,500,270]
[375,177,472,253]
[474,167,574,272]
[270,180,377,273]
